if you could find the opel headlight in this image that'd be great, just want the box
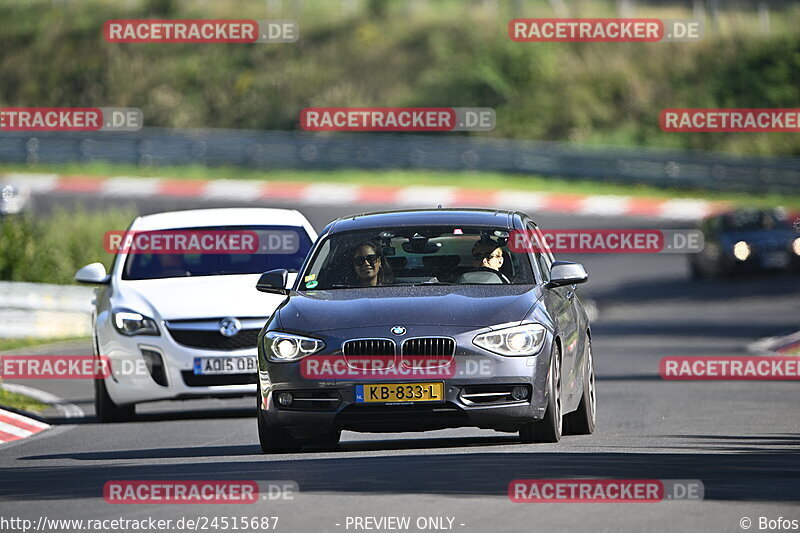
[264,332,325,362]
[473,324,547,356]
[113,311,160,336]
[733,241,751,261]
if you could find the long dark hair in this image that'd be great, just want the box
[348,241,395,286]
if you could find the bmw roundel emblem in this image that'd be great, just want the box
[219,317,242,337]
[391,326,406,336]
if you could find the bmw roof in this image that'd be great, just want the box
[325,208,521,233]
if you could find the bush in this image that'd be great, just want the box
[0,207,137,284]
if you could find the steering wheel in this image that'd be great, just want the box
[462,267,510,284]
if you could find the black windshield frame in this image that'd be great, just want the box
[299,226,536,290]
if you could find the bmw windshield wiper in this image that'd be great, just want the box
[411,281,454,286]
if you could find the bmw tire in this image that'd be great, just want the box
[519,344,562,443]
[563,337,596,435]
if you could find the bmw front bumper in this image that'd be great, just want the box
[258,326,555,435]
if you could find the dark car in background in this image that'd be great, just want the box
[254,209,595,453]
[690,209,800,279]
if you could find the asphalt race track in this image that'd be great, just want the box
[2,191,799,532]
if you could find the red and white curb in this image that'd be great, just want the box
[3,172,733,221]
[0,407,49,444]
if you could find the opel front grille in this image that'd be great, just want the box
[168,329,260,351]
[165,317,268,351]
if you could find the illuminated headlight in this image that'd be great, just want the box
[473,324,546,356]
[264,332,325,362]
[733,241,751,261]
[792,238,800,256]
[113,311,160,336]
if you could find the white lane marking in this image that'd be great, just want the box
[299,183,360,205]
[102,176,162,197]
[0,383,84,419]
[203,179,264,200]
[0,421,33,438]
[0,408,50,430]
[658,199,714,220]
[395,186,456,207]
[2,173,59,192]
[494,190,548,212]
[579,195,632,217]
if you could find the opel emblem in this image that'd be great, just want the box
[219,317,242,337]
[391,326,406,336]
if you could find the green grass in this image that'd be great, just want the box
[0,205,136,284]
[0,336,91,353]
[4,162,800,209]
[0,388,49,413]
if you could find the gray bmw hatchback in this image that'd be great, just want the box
[255,209,595,453]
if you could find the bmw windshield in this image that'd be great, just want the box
[299,226,536,290]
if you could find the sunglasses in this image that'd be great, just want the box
[474,252,503,260]
[353,254,380,265]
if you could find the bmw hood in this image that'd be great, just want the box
[115,274,295,320]
[278,285,541,333]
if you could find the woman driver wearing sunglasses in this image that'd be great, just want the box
[350,241,394,287]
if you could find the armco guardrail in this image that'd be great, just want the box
[0,282,93,339]
[1,128,798,193]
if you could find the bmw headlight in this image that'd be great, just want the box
[792,237,800,256]
[113,311,160,336]
[264,332,325,362]
[733,241,751,261]
[473,324,547,356]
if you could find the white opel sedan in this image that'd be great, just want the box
[75,208,317,422]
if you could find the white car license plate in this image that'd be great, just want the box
[193,356,257,375]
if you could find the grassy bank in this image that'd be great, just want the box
[0,337,92,353]
[0,388,48,413]
[1,0,799,156]
[0,206,136,284]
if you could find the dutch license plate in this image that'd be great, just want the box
[355,382,444,403]
[193,356,256,375]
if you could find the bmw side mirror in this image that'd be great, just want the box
[75,262,110,284]
[256,269,289,295]
[547,261,588,288]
